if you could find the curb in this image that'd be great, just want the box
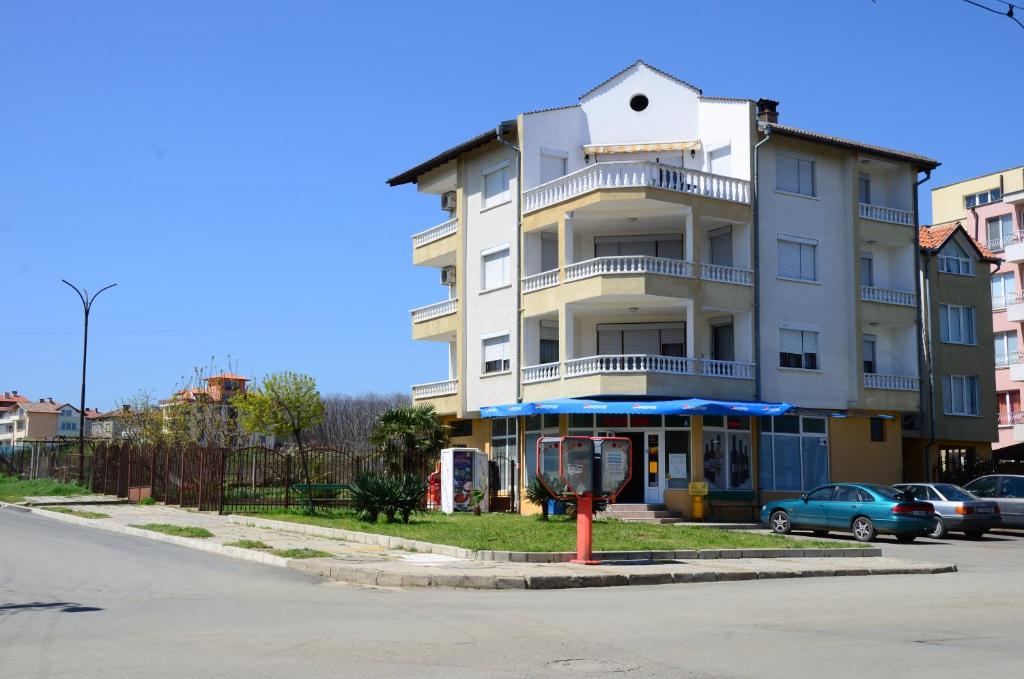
[227,514,882,561]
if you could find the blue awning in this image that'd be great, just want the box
[480,398,792,418]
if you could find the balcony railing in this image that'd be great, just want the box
[986,231,1024,253]
[565,354,696,377]
[411,218,457,249]
[699,359,755,380]
[412,379,458,400]
[858,203,914,226]
[522,362,560,384]
[1000,350,1024,368]
[998,411,1024,427]
[410,298,457,323]
[700,263,753,286]
[523,161,750,213]
[864,373,919,391]
[565,256,694,282]
[522,269,559,293]
[997,291,1024,311]
[860,286,917,307]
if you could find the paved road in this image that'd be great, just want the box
[2,507,1023,679]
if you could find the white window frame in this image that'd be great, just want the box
[481,332,511,375]
[994,331,1018,368]
[964,187,1001,209]
[775,151,817,197]
[480,244,511,292]
[939,304,977,345]
[777,235,818,282]
[992,272,1015,310]
[987,214,1014,252]
[778,326,820,370]
[937,239,973,276]
[943,374,981,416]
[482,160,511,210]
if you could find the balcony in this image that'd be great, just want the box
[411,379,459,415]
[699,263,753,286]
[412,217,457,267]
[565,255,694,282]
[1007,352,1024,382]
[523,161,750,214]
[1000,231,1024,263]
[864,373,919,391]
[565,354,696,378]
[858,203,913,226]
[522,362,560,384]
[1007,292,1024,322]
[522,269,559,293]
[860,286,916,307]
[410,298,458,341]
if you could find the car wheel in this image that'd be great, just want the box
[964,529,988,540]
[851,516,877,543]
[895,534,917,544]
[812,530,830,537]
[769,510,792,535]
[928,518,948,539]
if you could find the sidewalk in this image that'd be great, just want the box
[5,500,958,589]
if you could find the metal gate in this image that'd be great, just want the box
[220,446,290,514]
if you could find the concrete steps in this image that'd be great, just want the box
[601,503,685,524]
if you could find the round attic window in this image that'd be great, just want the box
[629,94,649,112]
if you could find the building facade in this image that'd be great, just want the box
[931,166,1024,451]
[0,397,77,446]
[390,62,941,518]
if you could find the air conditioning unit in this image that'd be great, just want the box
[441,191,457,213]
[441,266,456,286]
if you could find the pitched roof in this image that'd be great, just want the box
[386,121,516,187]
[764,122,940,170]
[919,222,1000,263]
[580,60,702,99]
[20,401,71,414]
[207,373,249,382]
[0,392,30,405]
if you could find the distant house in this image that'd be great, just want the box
[0,397,79,445]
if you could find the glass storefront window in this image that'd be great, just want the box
[759,415,829,491]
[702,423,752,490]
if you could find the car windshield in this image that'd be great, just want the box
[932,484,974,501]
[863,484,912,501]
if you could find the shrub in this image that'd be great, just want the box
[138,497,156,506]
[348,472,428,524]
[525,477,554,521]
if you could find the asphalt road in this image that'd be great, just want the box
[2,507,1023,679]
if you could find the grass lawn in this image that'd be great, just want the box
[130,523,213,538]
[250,509,849,553]
[270,548,332,559]
[224,539,272,550]
[43,507,110,519]
[0,475,91,503]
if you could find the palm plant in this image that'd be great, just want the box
[525,477,554,521]
[369,405,449,476]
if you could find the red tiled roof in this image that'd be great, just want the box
[206,373,249,382]
[919,222,1000,263]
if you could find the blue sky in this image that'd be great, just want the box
[2,0,1022,409]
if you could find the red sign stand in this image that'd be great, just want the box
[572,496,599,565]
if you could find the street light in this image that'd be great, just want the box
[62,280,117,483]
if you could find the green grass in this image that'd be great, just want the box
[224,539,272,550]
[43,507,110,519]
[130,523,213,538]
[0,475,91,503]
[250,509,850,553]
[138,497,156,506]
[270,548,332,559]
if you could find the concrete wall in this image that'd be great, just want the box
[829,416,903,484]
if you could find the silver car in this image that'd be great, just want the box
[893,483,1000,539]
[962,475,1024,529]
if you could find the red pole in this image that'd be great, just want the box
[570,496,599,565]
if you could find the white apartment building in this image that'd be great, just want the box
[389,62,939,518]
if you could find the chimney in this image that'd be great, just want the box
[12,390,17,396]
[756,98,779,124]
[39,398,45,403]
[48,397,54,404]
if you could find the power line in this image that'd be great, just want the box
[0,319,341,337]
[959,0,1024,31]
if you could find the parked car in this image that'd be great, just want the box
[893,483,1000,539]
[962,475,1024,529]
[761,483,935,543]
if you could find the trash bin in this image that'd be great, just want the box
[547,499,565,515]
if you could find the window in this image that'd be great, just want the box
[480,247,510,291]
[997,391,1021,426]
[594,234,683,260]
[994,331,1018,367]
[987,214,1014,251]
[759,415,830,491]
[964,187,1001,209]
[943,375,980,416]
[708,227,733,267]
[539,150,568,184]
[992,272,1015,309]
[482,162,510,208]
[629,94,649,112]
[806,486,835,501]
[862,334,877,374]
[449,420,473,438]
[860,252,874,287]
[482,335,510,374]
[937,240,973,276]
[779,328,818,369]
[702,417,751,491]
[490,417,518,495]
[939,304,976,344]
[539,321,559,364]
[869,417,885,442]
[776,152,816,196]
[965,475,997,498]
[858,172,871,204]
[778,238,817,281]
[597,323,686,357]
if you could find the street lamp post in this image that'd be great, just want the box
[63,280,117,483]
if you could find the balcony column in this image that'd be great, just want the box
[560,306,575,363]
[448,342,457,380]
[560,212,574,274]
[523,319,540,366]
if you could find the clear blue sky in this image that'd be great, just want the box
[3,0,1022,409]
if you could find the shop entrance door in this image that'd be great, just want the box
[642,431,664,505]
[615,432,646,504]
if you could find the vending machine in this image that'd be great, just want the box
[439,448,489,514]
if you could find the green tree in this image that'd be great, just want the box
[233,372,326,507]
[369,405,449,476]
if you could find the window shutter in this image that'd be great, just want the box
[799,244,816,280]
[778,240,800,278]
[661,327,685,347]
[779,329,802,355]
[483,336,508,366]
[482,249,508,289]
[802,331,818,355]
[541,236,558,271]
[798,159,814,195]
[595,240,619,257]
[942,375,952,413]
[540,155,566,184]
[776,155,799,193]
[623,329,659,355]
[657,237,683,260]
[619,240,657,257]
[539,323,559,341]
[598,330,622,355]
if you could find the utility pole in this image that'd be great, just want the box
[62,280,117,483]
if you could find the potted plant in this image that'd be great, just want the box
[470,488,485,516]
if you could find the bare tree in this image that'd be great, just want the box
[304,392,409,452]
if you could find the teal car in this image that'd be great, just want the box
[761,483,935,543]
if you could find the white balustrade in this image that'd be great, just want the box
[411,218,457,248]
[522,269,559,293]
[1005,350,1024,367]
[1002,291,1024,310]
[860,286,917,307]
[864,373,920,391]
[521,362,560,384]
[410,298,457,323]
[700,359,755,380]
[411,379,458,400]
[858,203,914,226]
[564,256,694,282]
[564,354,695,377]
[699,263,753,286]
[986,231,1024,253]
[523,161,750,213]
